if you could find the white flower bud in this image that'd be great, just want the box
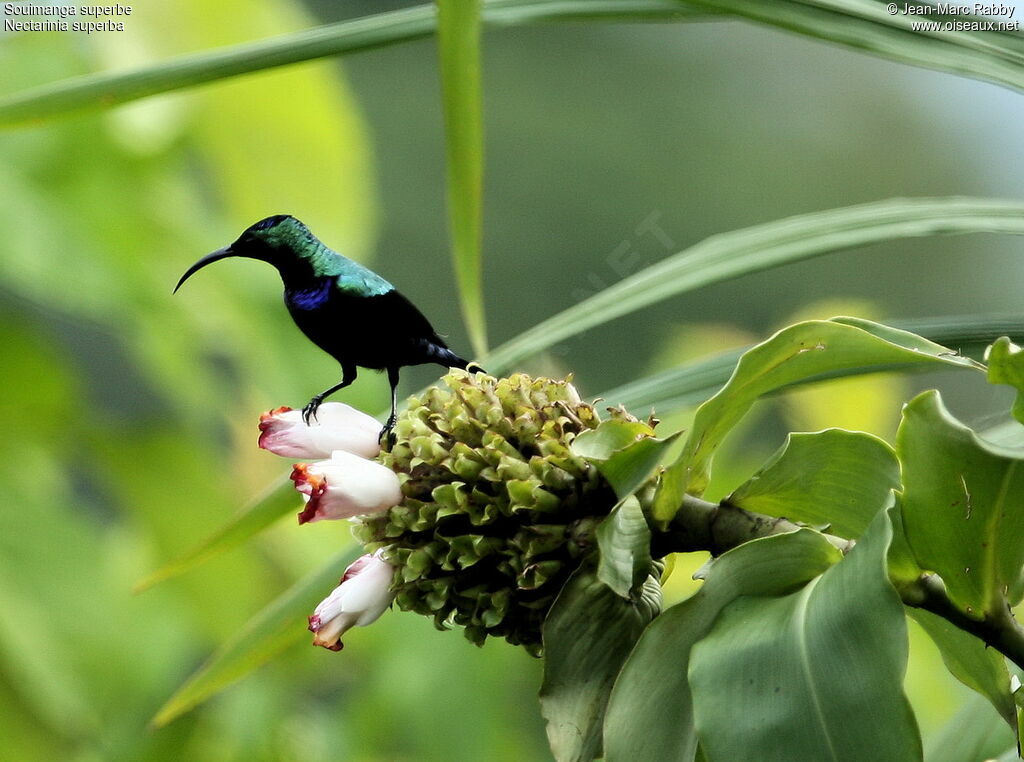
[290,449,402,524]
[308,551,395,650]
[259,403,381,459]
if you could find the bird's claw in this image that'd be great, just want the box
[302,397,323,426]
[378,416,397,450]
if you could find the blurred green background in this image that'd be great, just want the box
[2,1,1024,759]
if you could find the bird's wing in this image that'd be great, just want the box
[380,289,449,346]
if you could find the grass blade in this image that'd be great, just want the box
[485,198,1024,373]
[0,2,694,128]
[687,0,1024,93]
[7,0,1024,126]
[151,544,361,727]
[437,0,488,357]
[134,478,297,592]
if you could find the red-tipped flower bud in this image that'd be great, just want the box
[309,551,395,650]
[291,450,402,524]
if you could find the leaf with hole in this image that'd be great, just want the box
[898,390,1024,617]
[987,336,1024,425]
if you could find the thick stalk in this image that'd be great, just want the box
[652,494,1024,673]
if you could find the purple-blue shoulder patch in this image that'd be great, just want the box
[286,279,333,310]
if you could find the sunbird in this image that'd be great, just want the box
[175,215,474,439]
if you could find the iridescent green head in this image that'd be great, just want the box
[233,214,318,255]
[174,215,324,292]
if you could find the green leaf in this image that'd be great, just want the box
[573,421,679,597]
[571,419,656,463]
[182,0,378,258]
[988,336,1024,424]
[727,429,899,539]
[688,510,922,761]
[886,494,924,589]
[487,199,1024,374]
[572,419,680,499]
[151,544,361,726]
[8,0,1024,127]
[135,477,297,592]
[909,607,1016,731]
[898,390,1024,618]
[540,560,661,762]
[654,318,981,518]
[0,2,696,128]
[683,0,1024,95]
[924,693,1018,762]
[599,314,1024,415]
[437,0,487,357]
[604,529,841,762]
[0,5,434,127]
[596,496,652,598]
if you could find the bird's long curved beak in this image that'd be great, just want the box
[173,246,236,293]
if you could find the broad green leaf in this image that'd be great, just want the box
[437,0,487,357]
[152,544,361,727]
[988,336,1024,424]
[898,391,1024,618]
[598,434,682,500]
[909,607,1016,731]
[599,314,1024,415]
[727,429,899,539]
[571,419,656,463]
[654,318,981,517]
[540,561,661,762]
[924,693,1017,762]
[487,199,1024,374]
[688,511,921,761]
[135,477,296,592]
[572,419,680,499]
[887,495,924,589]
[604,529,841,762]
[596,496,652,598]
[573,422,678,596]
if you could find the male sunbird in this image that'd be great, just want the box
[175,215,474,439]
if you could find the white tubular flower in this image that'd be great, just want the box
[259,404,382,460]
[290,449,403,525]
[308,551,395,651]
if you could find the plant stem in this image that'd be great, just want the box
[653,494,1024,672]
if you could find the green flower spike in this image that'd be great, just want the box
[351,370,636,655]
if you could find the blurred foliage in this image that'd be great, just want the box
[4,0,1024,759]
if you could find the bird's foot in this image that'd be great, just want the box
[378,416,397,450]
[302,396,324,425]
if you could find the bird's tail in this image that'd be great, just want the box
[420,341,481,372]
